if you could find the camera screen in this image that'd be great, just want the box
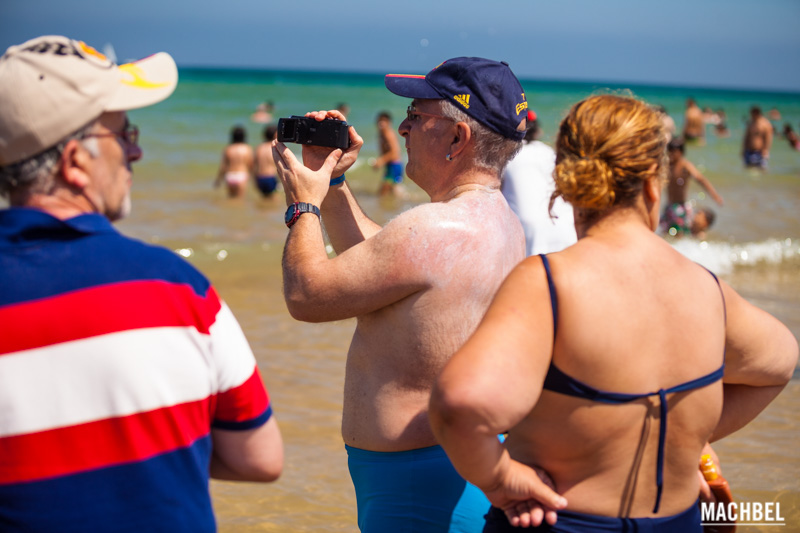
[280,120,297,139]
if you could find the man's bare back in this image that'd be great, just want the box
[224,143,254,173]
[341,190,524,451]
[683,100,705,141]
[256,142,277,176]
[215,127,254,198]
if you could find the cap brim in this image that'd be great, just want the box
[107,52,178,111]
[384,74,442,99]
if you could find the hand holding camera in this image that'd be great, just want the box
[272,139,343,208]
[279,110,363,178]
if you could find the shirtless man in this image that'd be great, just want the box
[683,98,705,144]
[656,105,676,141]
[370,111,404,196]
[272,57,528,532]
[743,106,774,169]
[214,125,254,198]
[660,137,724,236]
[255,124,279,197]
[251,101,274,124]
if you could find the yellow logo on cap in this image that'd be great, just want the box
[118,63,169,89]
[515,92,528,115]
[454,94,471,109]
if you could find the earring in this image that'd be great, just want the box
[446,154,453,161]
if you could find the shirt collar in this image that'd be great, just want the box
[0,207,118,243]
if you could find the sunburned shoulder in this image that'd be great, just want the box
[382,203,473,242]
[394,192,510,227]
[382,193,518,257]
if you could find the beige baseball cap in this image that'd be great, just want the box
[0,35,178,165]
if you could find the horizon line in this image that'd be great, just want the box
[172,63,800,97]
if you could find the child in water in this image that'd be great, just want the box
[660,137,724,236]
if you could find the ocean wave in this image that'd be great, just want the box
[671,237,799,274]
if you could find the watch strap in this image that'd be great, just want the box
[285,202,321,228]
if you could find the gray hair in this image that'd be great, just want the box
[439,101,522,174]
[0,122,99,200]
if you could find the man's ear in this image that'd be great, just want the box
[59,140,92,189]
[449,121,472,160]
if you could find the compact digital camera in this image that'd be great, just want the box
[277,116,350,149]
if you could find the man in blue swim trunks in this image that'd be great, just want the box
[255,124,279,197]
[273,57,529,532]
[742,106,773,170]
[371,111,405,196]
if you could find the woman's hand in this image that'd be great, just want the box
[484,460,567,528]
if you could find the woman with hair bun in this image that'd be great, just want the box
[430,94,797,532]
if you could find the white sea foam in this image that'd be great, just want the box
[670,237,798,275]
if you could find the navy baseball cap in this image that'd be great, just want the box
[385,57,528,141]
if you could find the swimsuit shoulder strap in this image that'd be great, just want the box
[539,254,558,338]
[702,266,727,327]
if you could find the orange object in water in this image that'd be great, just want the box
[700,454,736,533]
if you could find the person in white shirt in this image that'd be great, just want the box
[502,111,577,255]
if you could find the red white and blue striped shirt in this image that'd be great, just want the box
[0,208,272,532]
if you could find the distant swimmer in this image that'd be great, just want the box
[335,102,350,120]
[683,98,706,144]
[691,206,717,240]
[660,137,724,236]
[371,111,404,196]
[251,101,274,124]
[656,105,676,141]
[783,124,800,151]
[742,106,773,169]
[714,108,730,138]
[255,124,279,197]
[702,107,721,126]
[214,125,254,198]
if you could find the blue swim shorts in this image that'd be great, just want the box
[346,444,490,533]
[743,150,767,169]
[256,176,278,196]
[383,161,404,184]
[483,501,701,533]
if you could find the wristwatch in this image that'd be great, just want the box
[284,202,321,228]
